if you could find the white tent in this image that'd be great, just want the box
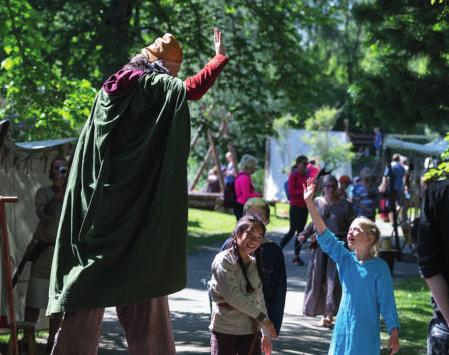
[264,129,352,201]
[383,136,448,156]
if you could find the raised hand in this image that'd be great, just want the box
[214,28,225,56]
[303,177,316,204]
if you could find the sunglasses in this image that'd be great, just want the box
[324,184,337,189]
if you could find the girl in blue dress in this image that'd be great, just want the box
[303,177,400,355]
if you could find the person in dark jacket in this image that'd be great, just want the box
[221,198,287,336]
[417,177,449,355]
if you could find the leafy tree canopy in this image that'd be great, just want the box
[349,0,449,134]
[0,0,337,146]
[1,0,449,158]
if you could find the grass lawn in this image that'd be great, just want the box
[381,276,432,354]
[187,205,290,252]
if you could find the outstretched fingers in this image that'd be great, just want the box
[213,27,225,55]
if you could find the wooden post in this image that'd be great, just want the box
[222,117,239,176]
[189,119,227,192]
[189,147,213,191]
[0,196,19,355]
[190,122,205,150]
[208,129,225,192]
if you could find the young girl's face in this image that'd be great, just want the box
[347,220,375,251]
[236,224,264,256]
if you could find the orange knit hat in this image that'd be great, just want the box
[141,33,183,64]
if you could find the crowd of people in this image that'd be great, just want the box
[2,25,448,355]
[209,148,448,354]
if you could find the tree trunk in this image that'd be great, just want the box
[99,0,134,79]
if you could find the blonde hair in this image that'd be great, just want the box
[238,154,258,173]
[354,217,381,255]
[243,198,270,225]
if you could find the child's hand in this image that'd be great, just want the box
[303,177,316,204]
[261,335,272,355]
[262,319,277,338]
[389,328,400,354]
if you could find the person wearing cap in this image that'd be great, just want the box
[47,29,228,354]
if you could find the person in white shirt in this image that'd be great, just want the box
[209,214,277,354]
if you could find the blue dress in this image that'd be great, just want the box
[317,229,400,355]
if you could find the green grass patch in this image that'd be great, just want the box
[0,330,48,345]
[381,276,432,354]
[187,205,290,252]
[187,208,235,252]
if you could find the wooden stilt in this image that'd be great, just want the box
[0,196,19,355]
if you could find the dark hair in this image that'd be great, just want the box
[231,214,266,293]
[296,155,308,165]
[122,54,170,75]
[48,157,67,180]
[321,174,338,187]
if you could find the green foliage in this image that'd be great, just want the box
[0,0,97,140]
[423,132,449,181]
[305,106,340,131]
[351,0,449,133]
[303,106,355,170]
[0,0,367,154]
[380,276,431,354]
[0,0,302,142]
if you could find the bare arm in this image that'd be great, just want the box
[425,274,449,326]
[303,178,327,234]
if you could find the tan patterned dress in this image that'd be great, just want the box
[302,196,355,317]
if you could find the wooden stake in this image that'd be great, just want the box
[0,196,19,355]
[208,129,225,192]
[189,147,213,191]
[189,119,227,192]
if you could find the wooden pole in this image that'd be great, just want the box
[190,122,205,150]
[189,147,213,191]
[222,117,239,175]
[189,119,227,192]
[0,196,19,355]
[208,129,225,192]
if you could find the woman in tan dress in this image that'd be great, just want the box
[298,174,355,327]
[24,157,67,351]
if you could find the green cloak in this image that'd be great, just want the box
[47,72,190,313]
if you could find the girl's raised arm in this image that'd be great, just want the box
[303,178,351,267]
[303,178,327,234]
